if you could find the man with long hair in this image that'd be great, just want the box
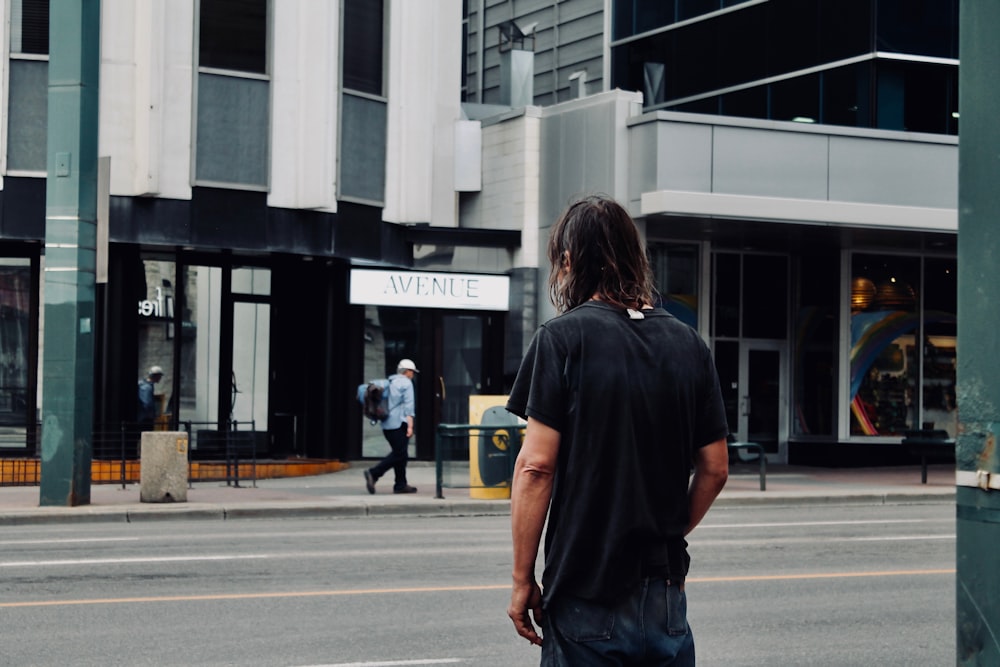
[506,195,729,665]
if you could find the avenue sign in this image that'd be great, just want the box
[349,268,510,311]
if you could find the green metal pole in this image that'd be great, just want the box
[39,1,101,506]
[957,1,1000,663]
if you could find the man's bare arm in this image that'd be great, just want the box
[508,417,560,646]
[686,438,729,535]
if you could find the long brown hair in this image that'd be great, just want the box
[547,194,655,313]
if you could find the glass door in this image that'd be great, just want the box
[438,314,485,425]
[230,300,269,431]
[739,341,786,457]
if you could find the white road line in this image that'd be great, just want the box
[3,537,143,546]
[0,547,510,568]
[0,554,271,567]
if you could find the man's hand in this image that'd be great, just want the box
[508,579,544,646]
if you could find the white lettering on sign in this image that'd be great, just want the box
[349,269,508,311]
[138,287,164,317]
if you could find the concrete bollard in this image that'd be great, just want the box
[140,431,189,503]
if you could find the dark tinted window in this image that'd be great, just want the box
[876,0,958,58]
[743,255,787,339]
[613,0,676,40]
[343,0,384,95]
[15,0,49,55]
[713,253,740,338]
[719,86,767,120]
[770,74,820,123]
[677,0,721,21]
[822,63,872,127]
[818,0,873,61]
[876,61,958,134]
[199,0,267,74]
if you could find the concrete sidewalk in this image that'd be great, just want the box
[0,461,957,526]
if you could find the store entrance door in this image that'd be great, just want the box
[359,307,505,461]
[737,341,785,458]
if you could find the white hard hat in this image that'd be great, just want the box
[149,365,164,376]
[398,358,419,373]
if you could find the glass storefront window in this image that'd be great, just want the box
[920,258,957,437]
[792,251,838,437]
[178,265,220,425]
[648,242,699,328]
[713,253,740,337]
[362,306,419,458]
[138,260,176,428]
[0,259,33,447]
[232,267,271,432]
[849,254,921,436]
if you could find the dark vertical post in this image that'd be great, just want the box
[957,1,1000,663]
[39,1,101,506]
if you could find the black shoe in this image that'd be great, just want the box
[364,470,376,495]
[393,485,417,494]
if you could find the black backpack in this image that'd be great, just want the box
[357,380,390,424]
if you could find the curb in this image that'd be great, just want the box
[0,499,515,527]
[0,492,957,526]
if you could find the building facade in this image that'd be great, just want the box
[463,0,959,465]
[0,0,962,468]
[1,0,521,464]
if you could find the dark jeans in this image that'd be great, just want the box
[369,424,409,490]
[541,578,694,666]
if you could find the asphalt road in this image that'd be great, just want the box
[1,501,954,666]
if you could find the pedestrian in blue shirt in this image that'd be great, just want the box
[137,365,164,431]
[364,359,419,494]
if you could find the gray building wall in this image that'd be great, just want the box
[628,112,958,215]
[465,0,605,107]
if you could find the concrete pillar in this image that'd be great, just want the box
[957,1,1000,663]
[39,0,101,506]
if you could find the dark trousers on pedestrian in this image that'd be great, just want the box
[370,424,409,490]
[541,578,694,666]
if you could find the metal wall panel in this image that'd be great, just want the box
[829,136,957,209]
[712,127,830,200]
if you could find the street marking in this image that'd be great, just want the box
[0,584,510,608]
[0,547,509,568]
[3,537,142,546]
[0,571,955,609]
[298,661,463,666]
[695,534,954,547]
[847,534,954,541]
[702,519,951,529]
[689,569,954,584]
[0,554,270,567]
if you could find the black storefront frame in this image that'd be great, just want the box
[98,247,356,462]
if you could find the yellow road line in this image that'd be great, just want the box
[1,570,955,609]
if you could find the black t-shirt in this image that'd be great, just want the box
[507,301,729,605]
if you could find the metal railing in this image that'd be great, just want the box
[182,420,259,488]
[0,420,259,488]
[434,423,524,499]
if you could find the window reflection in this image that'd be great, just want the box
[138,260,176,428]
[849,255,926,436]
[649,242,699,328]
[361,306,418,458]
[0,260,32,445]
